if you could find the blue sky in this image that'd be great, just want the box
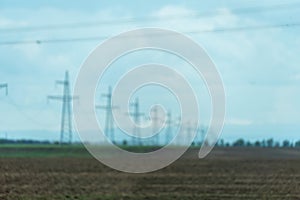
[0,0,300,142]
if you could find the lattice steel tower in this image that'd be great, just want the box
[151,106,160,146]
[185,122,192,146]
[165,111,173,145]
[48,71,78,144]
[96,86,118,144]
[129,98,144,146]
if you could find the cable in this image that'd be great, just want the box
[0,22,299,46]
[0,2,300,33]
[0,95,57,128]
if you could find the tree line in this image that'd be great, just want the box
[0,138,300,148]
[214,138,300,148]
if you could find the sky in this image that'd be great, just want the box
[0,0,300,143]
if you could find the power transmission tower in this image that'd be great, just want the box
[193,122,201,146]
[165,111,173,145]
[152,106,160,146]
[200,125,206,145]
[0,84,8,143]
[0,83,8,95]
[48,71,78,144]
[96,86,118,144]
[185,122,193,146]
[175,115,182,145]
[129,98,144,146]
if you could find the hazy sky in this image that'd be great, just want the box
[0,0,300,142]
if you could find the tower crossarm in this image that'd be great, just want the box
[95,105,118,110]
[48,95,79,102]
[55,80,68,85]
[0,83,8,95]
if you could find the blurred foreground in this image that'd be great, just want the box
[0,146,299,199]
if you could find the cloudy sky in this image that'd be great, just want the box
[0,0,300,142]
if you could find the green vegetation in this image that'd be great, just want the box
[0,144,163,157]
[0,144,90,158]
[1,137,300,158]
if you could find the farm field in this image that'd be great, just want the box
[0,146,300,200]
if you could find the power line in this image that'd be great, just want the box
[1,2,300,33]
[0,22,299,46]
[3,95,56,128]
[0,83,59,128]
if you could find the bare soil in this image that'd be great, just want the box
[0,147,299,200]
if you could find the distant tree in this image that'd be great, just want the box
[254,140,261,147]
[282,140,290,148]
[246,141,253,147]
[261,140,267,147]
[233,139,245,147]
[203,140,210,146]
[295,141,300,148]
[266,138,274,147]
[122,140,128,146]
[218,139,225,147]
[274,142,280,148]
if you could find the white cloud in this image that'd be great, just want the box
[149,5,238,32]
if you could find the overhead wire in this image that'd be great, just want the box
[0,2,300,33]
[0,22,299,46]
[0,93,59,128]
[0,2,300,45]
